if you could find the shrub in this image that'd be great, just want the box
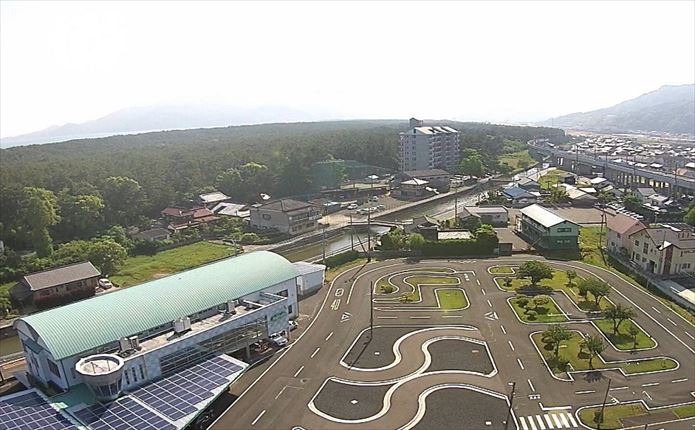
[381,284,395,294]
[240,233,261,245]
[324,250,360,268]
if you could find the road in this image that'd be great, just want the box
[210,257,695,430]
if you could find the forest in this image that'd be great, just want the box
[0,119,565,291]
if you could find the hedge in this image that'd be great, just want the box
[421,239,496,257]
[324,250,360,268]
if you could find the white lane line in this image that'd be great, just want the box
[641,382,659,387]
[651,306,662,314]
[576,390,596,395]
[275,386,287,399]
[410,316,431,319]
[527,379,536,392]
[476,279,481,285]
[543,414,554,429]
[325,332,334,341]
[566,413,578,427]
[528,416,538,430]
[442,315,463,318]
[551,414,562,428]
[685,332,695,340]
[667,317,678,326]
[643,391,653,401]
[672,378,688,383]
[535,415,546,430]
[500,325,507,334]
[481,288,487,296]
[519,416,529,430]
[251,410,266,426]
[517,358,524,370]
[310,347,320,358]
[487,299,493,307]
[508,340,515,351]
[377,316,398,319]
[293,366,304,378]
[610,386,629,391]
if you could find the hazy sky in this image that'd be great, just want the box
[1,1,694,137]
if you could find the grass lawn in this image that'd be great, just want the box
[490,266,515,274]
[436,289,467,309]
[538,169,569,190]
[325,258,367,282]
[531,331,677,375]
[509,296,567,323]
[110,242,236,287]
[512,270,610,311]
[578,403,695,430]
[498,149,535,172]
[401,275,458,302]
[593,318,656,350]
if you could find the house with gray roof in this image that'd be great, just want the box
[517,204,580,250]
[11,261,101,310]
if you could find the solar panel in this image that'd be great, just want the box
[0,390,77,430]
[130,355,244,421]
[73,397,174,430]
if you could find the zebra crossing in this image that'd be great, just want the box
[517,412,579,430]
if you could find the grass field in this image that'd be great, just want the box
[538,169,569,190]
[578,403,695,429]
[401,275,459,302]
[490,266,515,274]
[498,150,536,172]
[110,242,236,288]
[531,332,676,375]
[593,318,656,350]
[326,258,367,282]
[436,289,467,309]
[509,296,567,323]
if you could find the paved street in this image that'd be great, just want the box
[210,257,695,430]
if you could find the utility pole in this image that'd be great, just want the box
[597,378,612,430]
[349,212,354,251]
[321,224,326,264]
[369,280,374,337]
[504,381,516,430]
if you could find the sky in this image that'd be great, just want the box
[1,1,694,138]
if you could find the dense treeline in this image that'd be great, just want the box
[0,120,565,254]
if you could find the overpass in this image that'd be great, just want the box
[531,144,695,195]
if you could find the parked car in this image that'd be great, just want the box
[269,332,288,347]
[347,203,358,210]
[370,196,379,202]
[376,204,385,210]
[98,278,113,289]
[289,320,298,331]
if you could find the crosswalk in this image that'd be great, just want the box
[517,412,578,430]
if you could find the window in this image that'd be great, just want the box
[635,240,639,246]
[288,305,293,314]
[262,214,271,220]
[47,360,60,377]
[683,263,691,269]
[642,243,648,254]
[616,233,621,238]
[139,365,145,380]
[124,370,130,385]
[557,227,572,233]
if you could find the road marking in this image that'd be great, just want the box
[442,315,462,318]
[476,279,481,285]
[576,390,596,394]
[484,311,499,320]
[251,410,266,426]
[528,416,537,430]
[642,390,653,401]
[481,288,486,296]
[410,316,430,319]
[558,413,570,428]
[311,347,320,358]
[566,413,578,427]
[334,288,344,297]
[551,414,562,428]
[641,382,659,387]
[486,299,493,307]
[275,385,287,399]
[508,340,515,351]
[517,358,524,370]
[667,317,678,326]
[330,299,341,310]
[293,366,304,378]
[534,415,546,430]
[651,306,662,314]
[527,379,535,392]
[685,332,694,340]
[500,325,507,334]
[519,416,529,430]
[672,378,688,383]
[325,332,333,341]
[377,316,398,319]
[340,312,351,322]
[543,415,554,429]
[610,386,629,391]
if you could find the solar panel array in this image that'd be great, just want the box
[0,391,76,430]
[130,356,243,421]
[73,397,175,430]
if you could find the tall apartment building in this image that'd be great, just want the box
[398,118,460,172]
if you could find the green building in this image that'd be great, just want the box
[517,204,580,250]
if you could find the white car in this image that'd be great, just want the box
[269,333,288,347]
[289,320,298,331]
[347,203,358,210]
[98,278,113,289]
[370,196,379,202]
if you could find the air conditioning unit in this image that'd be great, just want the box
[118,337,132,353]
[173,317,191,334]
[182,317,191,331]
[128,336,141,351]
[225,300,237,314]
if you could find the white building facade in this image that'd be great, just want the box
[398,125,460,172]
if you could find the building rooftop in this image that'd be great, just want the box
[131,228,170,241]
[198,191,230,204]
[409,126,459,135]
[22,261,100,292]
[438,231,473,240]
[520,204,577,228]
[467,206,508,215]
[17,251,298,360]
[212,202,249,217]
[293,262,326,276]
[607,213,646,235]
[402,169,451,178]
[502,186,535,199]
[255,199,316,213]
[402,178,429,186]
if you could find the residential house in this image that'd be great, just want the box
[606,214,646,256]
[646,193,669,208]
[517,204,580,250]
[406,215,440,240]
[211,202,250,218]
[161,206,219,232]
[197,191,231,208]
[517,177,540,192]
[458,206,508,227]
[560,173,576,185]
[635,187,656,201]
[628,224,695,278]
[249,199,321,235]
[131,227,171,242]
[11,262,101,309]
[558,184,598,207]
[502,186,537,207]
[399,178,430,198]
[399,169,451,190]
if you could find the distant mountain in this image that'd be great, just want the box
[0,103,340,148]
[541,84,695,135]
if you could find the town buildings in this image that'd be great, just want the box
[627,223,695,278]
[11,262,101,310]
[398,118,460,172]
[249,199,321,235]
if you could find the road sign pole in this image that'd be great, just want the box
[597,378,612,429]
[504,381,516,430]
[370,280,374,336]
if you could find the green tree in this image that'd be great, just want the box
[459,149,485,177]
[517,261,553,287]
[460,215,482,232]
[533,294,550,309]
[628,325,640,348]
[408,233,425,250]
[87,238,128,276]
[55,192,105,240]
[22,187,60,257]
[548,187,569,204]
[102,176,146,226]
[542,324,573,358]
[623,193,641,212]
[684,205,695,227]
[101,225,132,250]
[504,276,513,289]
[603,303,635,334]
[516,297,529,309]
[566,270,577,287]
[474,224,499,250]
[0,295,12,318]
[215,162,273,203]
[580,334,605,369]
[597,190,613,205]
[580,278,611,308]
